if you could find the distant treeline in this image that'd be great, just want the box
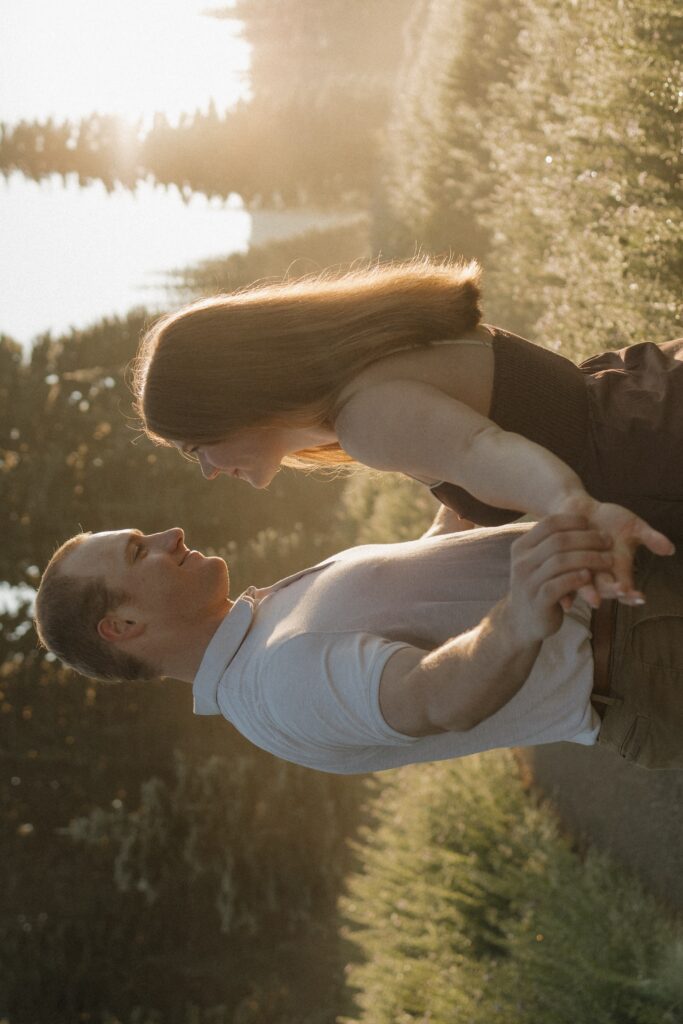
[0,0,413,204]
[0,97,381,204]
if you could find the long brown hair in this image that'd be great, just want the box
[132,256,481,467]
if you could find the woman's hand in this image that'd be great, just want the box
[553,493,675,607]
[507,515,615,639]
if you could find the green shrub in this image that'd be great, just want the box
[383,0,524,261]
[483,0,682,353]
[382,0,681,353]
[341,752,683,1024]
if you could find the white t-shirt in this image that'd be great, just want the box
[193,525,600,774]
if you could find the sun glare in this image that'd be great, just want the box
[2,0,251,126]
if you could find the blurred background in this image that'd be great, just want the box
[1,2,681,1022]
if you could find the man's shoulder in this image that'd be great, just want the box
[237,629,403,689]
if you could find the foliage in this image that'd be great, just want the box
[336,471,437,547]
[66,751,353,935]
[341,752,683,1024]
[168,218,371,299]
[380,0,525,261]
[0,114,143,190]
[0,608,363,1023]
[0,99,378,206]
[482,0,682,353]
[226,0,412,102]
[0,1,414,207]
[381,0,682,353]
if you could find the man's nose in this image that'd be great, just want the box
[146,527,184,550]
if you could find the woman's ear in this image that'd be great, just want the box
[97,616,146,644]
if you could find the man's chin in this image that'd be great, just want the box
[192,553,230,605]
[213,555,230,596]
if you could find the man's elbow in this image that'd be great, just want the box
[444,710,483,733]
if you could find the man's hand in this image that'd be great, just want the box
[379,514,616,738]
[506,515,614,642]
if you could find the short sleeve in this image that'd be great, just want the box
[253,631,421,750]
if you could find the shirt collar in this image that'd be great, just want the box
[192,554,339,715]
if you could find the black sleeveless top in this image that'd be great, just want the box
[430,327,589,525]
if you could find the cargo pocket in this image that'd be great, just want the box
[619,714,651,764]
[629,616,683,669]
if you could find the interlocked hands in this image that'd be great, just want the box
[508,515,614,643]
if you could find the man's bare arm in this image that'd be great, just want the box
[379,516,613,736]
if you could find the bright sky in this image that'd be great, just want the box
[0,1,255,348]
[1,0,251,125]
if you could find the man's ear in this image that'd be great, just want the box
[97,615,146,644]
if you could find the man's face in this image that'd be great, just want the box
[64,527,229,627]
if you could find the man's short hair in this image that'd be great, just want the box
[34,534,159,681]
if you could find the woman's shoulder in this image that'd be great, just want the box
[334,326,495,421]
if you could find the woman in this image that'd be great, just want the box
[133,258,680,606]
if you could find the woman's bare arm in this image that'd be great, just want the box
[336,379,585,515]
[335,379,674,602]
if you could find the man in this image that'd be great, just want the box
[35,513,682,773]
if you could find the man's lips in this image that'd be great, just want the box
[178,545,198,566]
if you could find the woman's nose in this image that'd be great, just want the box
[198,452,219,480]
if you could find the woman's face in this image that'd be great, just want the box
[179,426,296,489]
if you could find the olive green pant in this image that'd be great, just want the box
[597,547,683,770]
